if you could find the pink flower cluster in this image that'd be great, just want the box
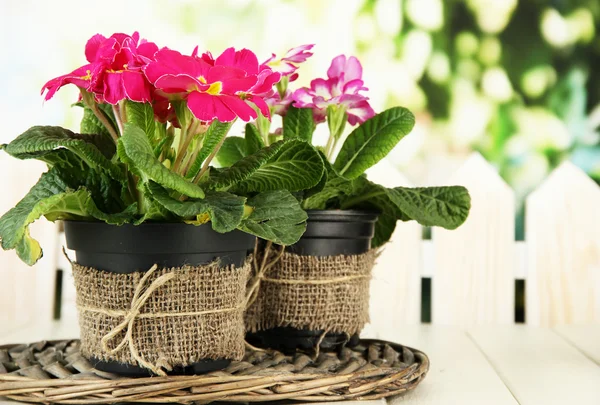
[41,33,374,127]
[292,55,375,125]
[41,32,284,123]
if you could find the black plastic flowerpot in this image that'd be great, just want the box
[64,221,255,377]
[247,210,378,353]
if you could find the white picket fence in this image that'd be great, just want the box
[2,152,600,329]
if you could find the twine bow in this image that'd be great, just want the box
[99,264,175,376]
[245,240,285,307]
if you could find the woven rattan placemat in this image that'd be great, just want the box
[0,338,429,403]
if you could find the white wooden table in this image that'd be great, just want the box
[1,319,599,405]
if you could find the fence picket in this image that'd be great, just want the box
[526,162,600,326]
[432,153,515,325]
[366,161,422,335]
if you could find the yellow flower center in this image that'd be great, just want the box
[80,70,92,80]
[206,81,222,95]
[198,76,207,84]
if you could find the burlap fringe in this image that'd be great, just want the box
[72,258,251,376]
[245,250,378,335]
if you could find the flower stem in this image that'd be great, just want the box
[194,134,227,184]
[112,105,125,135]
[81,91,120,143]
[172,120,195,174]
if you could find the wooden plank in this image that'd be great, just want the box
[383,326,517,405]
[432,153,515,326]
[469,326,600,405]
[554,324,600,365]
[367,161,422,333]
[526,162,600,326]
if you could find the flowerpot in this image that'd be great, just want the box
[65,221,255,377]
[246,210,378,353]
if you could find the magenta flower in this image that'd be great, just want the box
[292,55,375,125]
[144,47,280,122]
[42,32,158,105]
[265,89,294,116]
[263,44,314,82]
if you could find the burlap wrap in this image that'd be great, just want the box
[245,250,377,335]
[72,259,251,373]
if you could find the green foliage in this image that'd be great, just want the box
[245,123,264,154]
[126,101,156,143]
[147,181,246,233]
[0,168,134,265]
[216,137,247,167]
[2,126,123,181]
[239,190,308,245]
[283,106,315,142]
[333,107,415,179]
[186,120,233,179]
[211,139,324,194]
[120,123,205,198]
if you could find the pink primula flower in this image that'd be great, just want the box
[144,47,281,122]
[42,32,158,105]
[292,55,375,125]
[263,44,314,82]
[265,89,294,116]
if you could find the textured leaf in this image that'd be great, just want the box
[0,169,134,265]
[215,137,247,167]
[120,124,205,198]
[239,190,307,245]
[334,107,415,179]
[386,186,471,229]
[125,101,156,141]
[186,120,233,179]
[227,139,325,194]
[147,181,245,233]
[283,106,315,142]
[245,123,264,155]
[2,126,123,180]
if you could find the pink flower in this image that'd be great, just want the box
[144,47,280,122]
[265,89,294,116]
[292,55,375,125]
[263,44,314,82]
[42,32,159,105]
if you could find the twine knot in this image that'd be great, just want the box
[100,264,175,376]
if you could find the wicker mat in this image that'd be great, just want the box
[0,338,428,403]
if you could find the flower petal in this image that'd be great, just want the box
[122,71,152,102]
[103,72,126,105]
[85,34,107,63]
[220,95,257,121]
[247,95,270,118]
[346,99,375,125]
[188,91,236,122]
[292,87,317,108]
[154,74,204,93]
[215,47,259,75]
[282,44,314,63]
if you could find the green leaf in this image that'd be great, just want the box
[239,190,307,245]
[0,169,134,265]
[186,120,233,179]
[333,107,415,179]
[125,101,156,142]
[386,186,471,230]
[216,137,247,167]
[172,100,191,129]
[225,139,325,194]
[3,126,123,181]
[147,181,245,233]
[120,123,205,198]
[245,123,264,155]
[283,106,315,142]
